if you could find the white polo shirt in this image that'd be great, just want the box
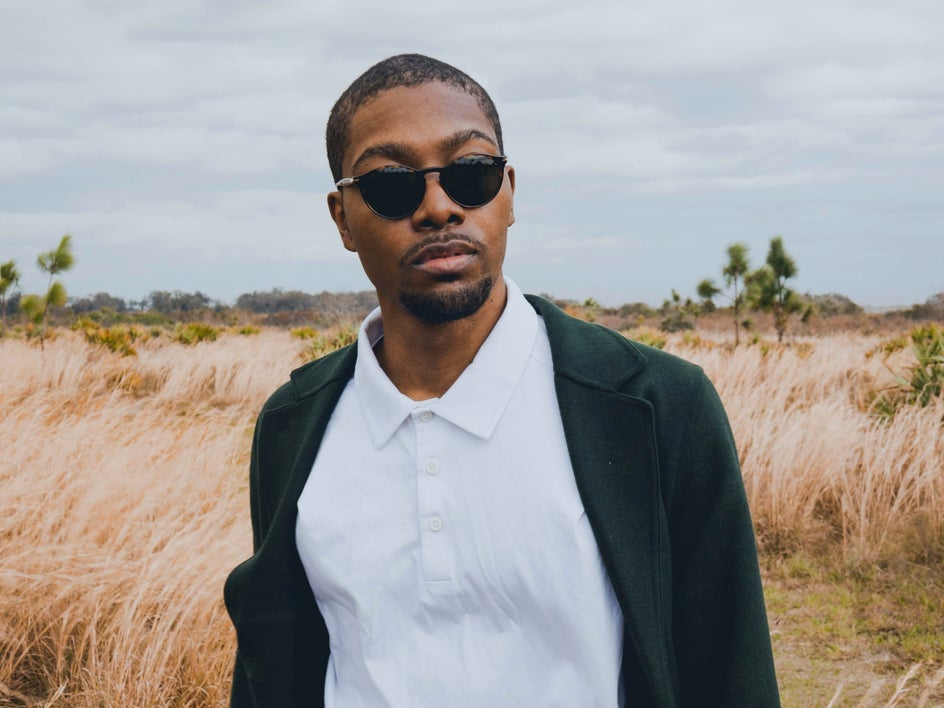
[296,279,624,707]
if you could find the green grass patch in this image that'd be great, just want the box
[763,551,944,705]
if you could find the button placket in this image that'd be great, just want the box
[413,409,450,581]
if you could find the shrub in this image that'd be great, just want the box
[73,318,140,356]
[132,310,173,328]
[866,335,909,359]
[627,327,667,350]
[871,324,944,419]
[300,325,358,361]
[659,313,694,332]
[291,326,318,340]
[175,323,220,345]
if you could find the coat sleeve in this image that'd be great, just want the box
[661,372,780,707]
[227,401,308,708]
[228,411,266,708]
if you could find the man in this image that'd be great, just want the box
[224,54,780,707]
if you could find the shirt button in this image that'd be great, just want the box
[419,411,433,423]
[428,517,443,532]
[425,459,439,475]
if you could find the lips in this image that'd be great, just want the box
[410,240,478,276]
[412,240,476,264]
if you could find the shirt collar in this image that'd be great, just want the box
[354,278,538,448]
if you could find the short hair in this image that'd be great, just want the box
[326,54,504,182]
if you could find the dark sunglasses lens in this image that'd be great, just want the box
[441,156,505,207]
[359,167,424,219]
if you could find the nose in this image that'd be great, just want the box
[410,173,464,230]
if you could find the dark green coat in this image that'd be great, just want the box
[224,295,780,707]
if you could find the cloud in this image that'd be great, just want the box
[1,0,943,307]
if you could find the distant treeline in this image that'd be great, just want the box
[1,287,942,332]
[235,289,379,316]
[16,289,871,318]
[1,288,378,328]
[62,289,380,316]
[66,289,378,320]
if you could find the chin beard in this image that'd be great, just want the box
[399,276,495,325]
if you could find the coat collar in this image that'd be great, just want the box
[524,294,648,390]
[290,343,357,400]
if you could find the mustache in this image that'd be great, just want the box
[398,233,486,269]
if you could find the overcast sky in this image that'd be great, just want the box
[2,0,942,308]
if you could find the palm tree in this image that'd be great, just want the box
[722,243,750,346]
[748,236,800,343]
[21,235,74,346]
[696,242,751,346]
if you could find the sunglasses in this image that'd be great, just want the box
[336,154,508,219]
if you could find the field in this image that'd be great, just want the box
[1,325,942,706]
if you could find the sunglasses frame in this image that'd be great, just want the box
[336,154,508,219]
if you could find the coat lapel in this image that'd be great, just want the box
[226,348,355,629]
[527,295,676,705]
[258,345,359,543]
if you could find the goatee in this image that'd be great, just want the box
[399,276,495,325]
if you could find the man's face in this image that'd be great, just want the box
[327,82,515,325]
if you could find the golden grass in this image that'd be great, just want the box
[0,331,295,706]
[677,335,944,565]
[1,328,941,705]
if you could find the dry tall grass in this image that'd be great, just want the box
[677,335,944,564]
[0,331,295,706]
[0,327,941,705]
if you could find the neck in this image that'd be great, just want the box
[374,280,508,401]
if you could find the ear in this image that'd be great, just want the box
[327,191,356,252]
[506,166,516,227]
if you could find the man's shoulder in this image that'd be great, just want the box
[259,342,357,416]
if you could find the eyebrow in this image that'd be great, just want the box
[350,143,418,176]
[349,129,500,176]
[440,129,499,154]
